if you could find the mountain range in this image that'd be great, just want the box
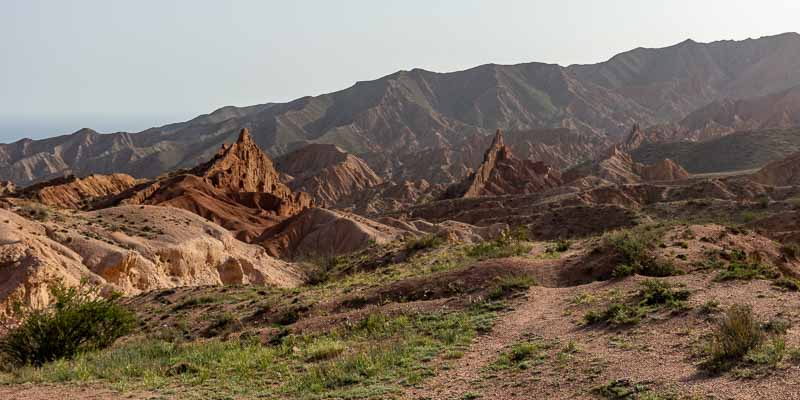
[3,32,800,188]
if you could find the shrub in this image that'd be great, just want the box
[637,279,690,311]
[300,254,342,286]
[487,274,536,300]
[466,229,532,260]
[774,277,800,291]
[780,243,800,259]
[714,258,779,282]
[492,339,549,370]
[604,226,680,278]
[404,234,444,252]
[702,304,764,372]
[547,239,571,253]
[0,282,136,367]
[20,204,50,222]
[584,280,690,327]
[584,302,644,327]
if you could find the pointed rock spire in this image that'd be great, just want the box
[237,128,253,144]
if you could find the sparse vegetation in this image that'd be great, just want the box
[404,234,444,252]
[714,251,779,281]
[466,228,532,259]
[584,280,690,327]
[19,203,50,222]
[701,304,765,373]
[0,282,136,367]
[491,336,551,370]
[604,225,681,277]
[486,274,536,300]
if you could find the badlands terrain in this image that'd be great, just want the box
[4,34,800,399]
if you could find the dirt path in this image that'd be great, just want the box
[0,384,158,400]
[404,285,570,399]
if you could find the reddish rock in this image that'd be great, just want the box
[105,129,312,240]
[14,173,141,209]
[443,129,562,198]
[276,144,383,207]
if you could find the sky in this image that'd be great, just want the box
[1,0,799,143]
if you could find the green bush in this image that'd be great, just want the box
[0,282,136,367]
[714,258,778,282]
[604,226,680,278]
[584,302,644,326]
[702,304,764,372]
[637,279,690,311]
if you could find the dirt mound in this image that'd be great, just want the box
[0,204,302,316]
[443,130,561,198]
[14,173,141,209]
[257,208,405,259]
[276,143,383,207]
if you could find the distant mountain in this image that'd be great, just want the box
[3,33,800,186]
[636,84,800,144]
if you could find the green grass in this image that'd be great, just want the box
[584,280,690,327]
[490,336,551,370]
[2,309,497,399]
[714,257,779,282]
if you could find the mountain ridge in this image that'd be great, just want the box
[3,32,800,187]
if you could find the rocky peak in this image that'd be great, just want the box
[621,124,647,152]
[444,129,562,198]
[194,128,293,197]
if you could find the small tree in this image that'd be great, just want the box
[0,281,136,367]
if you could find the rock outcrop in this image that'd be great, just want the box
[0,181,14,195]
[563,146,689,185]
[443,130,562,198]
[0,205,303,316]
[105,129,312,240]
[276,144,383,207]
[14,173,141,209]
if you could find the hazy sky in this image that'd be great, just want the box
[1,0,799,142]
